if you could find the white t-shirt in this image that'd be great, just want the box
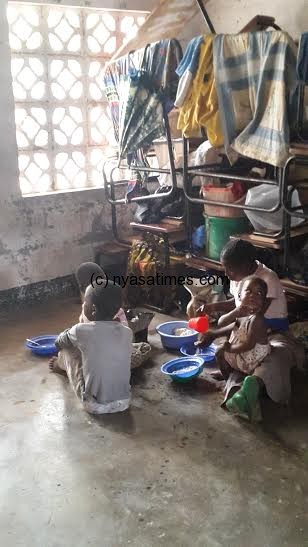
[69,321,133,413]
[230,261,288,319]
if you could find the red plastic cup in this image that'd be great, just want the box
[188,316,209,334]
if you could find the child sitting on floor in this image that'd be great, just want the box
[207,277,271,421]
[49,281,132,414]
[75,262,151,370]
[221,277,270,375]
[75,262,128,326]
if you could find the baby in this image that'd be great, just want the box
[218,277,271,376]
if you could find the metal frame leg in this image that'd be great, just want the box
[195,0,215,33]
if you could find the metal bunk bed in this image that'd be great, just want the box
[100,2,308,304]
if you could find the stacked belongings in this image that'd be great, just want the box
[125,237,176,310]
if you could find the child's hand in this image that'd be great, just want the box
[236,303,252,317]
[195,330,215,348]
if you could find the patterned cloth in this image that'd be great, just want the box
[175,36,203,107]
[118,69,165,160]
[177,35,224,145]
[224,315,271,374]
[103,40,182,159]
[143,39,182,102]
[213,31,297,167]
[103,49,144,143]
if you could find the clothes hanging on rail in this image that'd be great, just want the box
[103,49,144,142]
[175,35,203,107]
[213,31,297,167]
[176,35,224,146]
[143,39,182,102]
[103,39,182,160]
[118,70,165,160]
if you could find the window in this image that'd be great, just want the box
[7,3,147,195]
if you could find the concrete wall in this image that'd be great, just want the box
[0,0,147,292]
[1,0,306,293]
[190,0,308,38]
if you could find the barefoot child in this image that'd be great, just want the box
[50,281,132,414]
[75,262,128,326]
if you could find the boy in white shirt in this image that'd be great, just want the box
[50,281,132,414]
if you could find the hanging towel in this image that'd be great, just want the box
[213,31,297,167]
[297,33,308,83]
[175,36,204,107]
[177,35,224,146]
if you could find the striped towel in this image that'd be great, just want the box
[213,31,297,167]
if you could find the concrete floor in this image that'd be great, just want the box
[1,299,308,547]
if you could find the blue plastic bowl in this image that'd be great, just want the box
[25,335,58,357]
[180,343,216,365]
[161,356,204,382]
[156,321,198,350]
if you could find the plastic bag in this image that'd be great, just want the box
[192,225,205,250]
[245,184,304,232]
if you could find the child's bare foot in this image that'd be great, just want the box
[49,357,63,374]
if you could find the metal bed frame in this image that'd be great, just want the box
[102,3,308,290]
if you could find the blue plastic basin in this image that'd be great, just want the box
[161,356,204,382]
[180,343,216,365]
[26,335,58,357]
[156,321,198,350]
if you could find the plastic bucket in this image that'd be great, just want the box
[205,216,249,261]
[201,184,246,218]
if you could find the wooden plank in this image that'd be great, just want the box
[229,233,281,250]
[185,255,225,272]
[130,221,184,234]
[281,278,308,297]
